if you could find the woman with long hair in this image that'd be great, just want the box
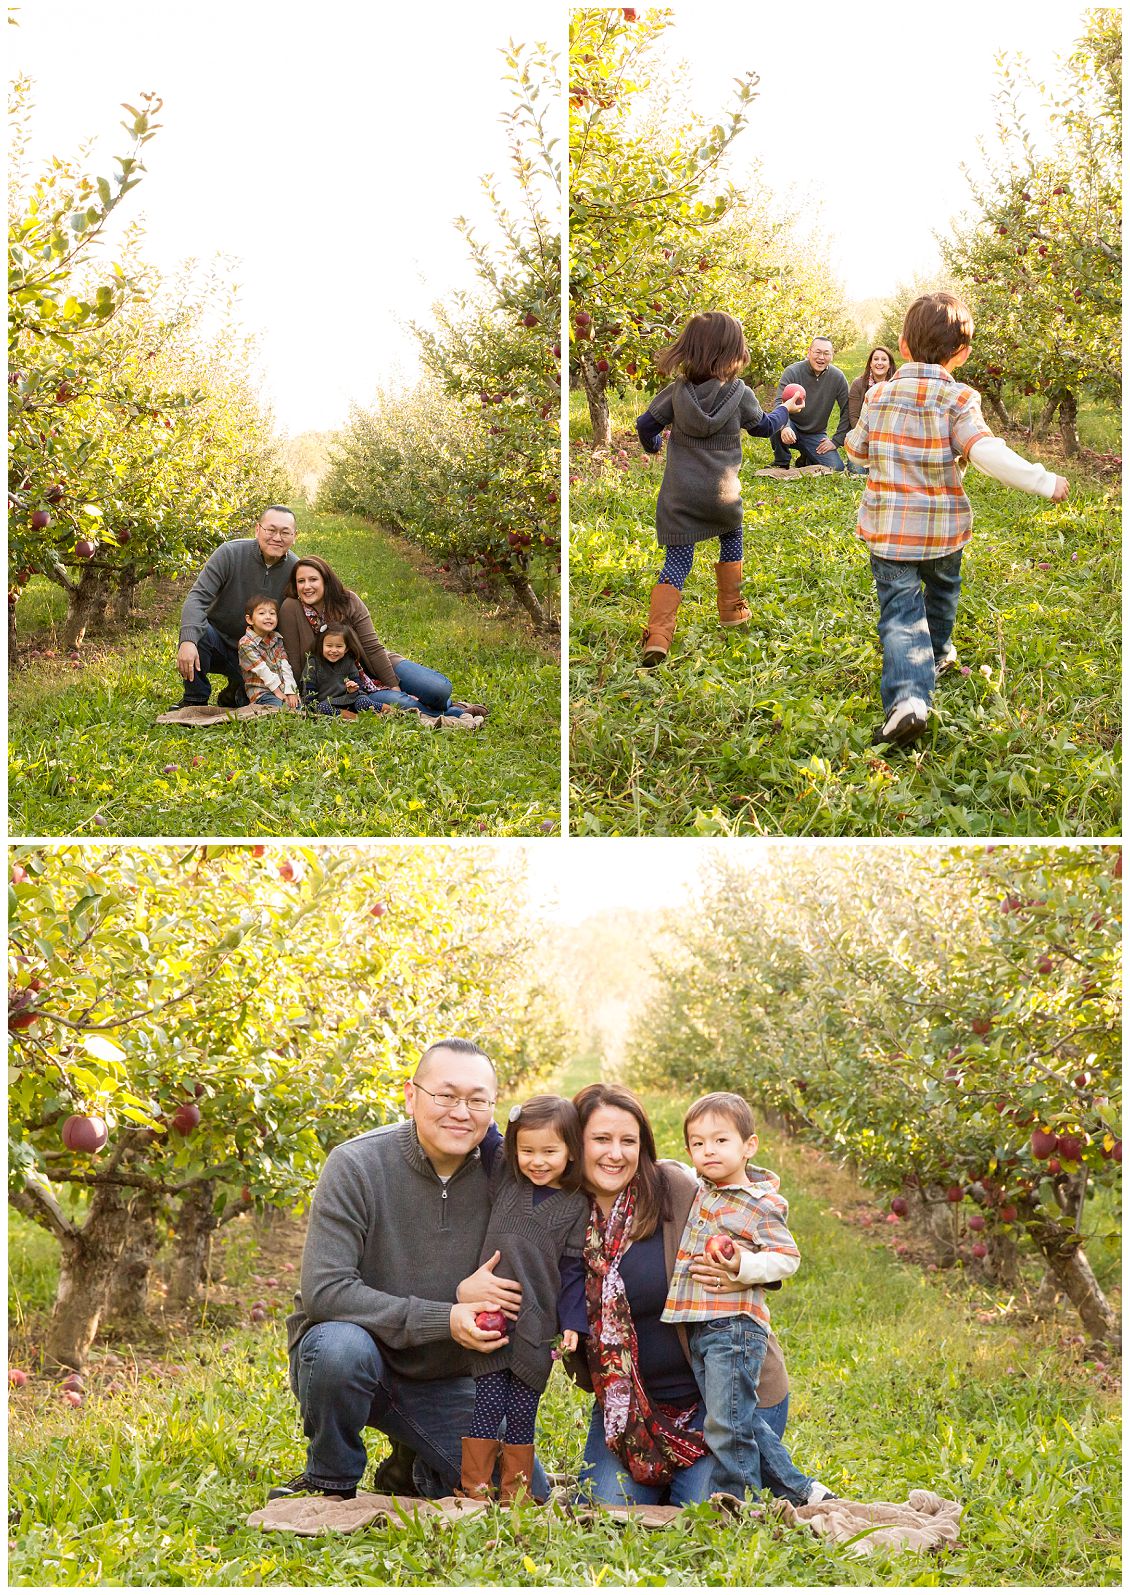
[565,1083,790,1507]
[277,554,486,724]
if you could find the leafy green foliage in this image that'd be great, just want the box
[6,1105,1120,1585]
[321,42,560,632]
[568,10,852,445]
[627,845,1122,1331]
[7,507,560,837]
[568,391,1120,836]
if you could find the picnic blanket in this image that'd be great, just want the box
[752,465,836,479]
[155,705,466,728]
[248,1487,962,1554]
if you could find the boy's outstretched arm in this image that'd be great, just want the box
[636,409,666,453]
[967,436,1068,500]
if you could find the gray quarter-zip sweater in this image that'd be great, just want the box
[179,538,299,647]
[775,360,850,447]
[285,1119,492,1380]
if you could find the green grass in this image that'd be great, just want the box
[8,1088,1120,1586]
[569,391,1121,836]
[8,508,560,837]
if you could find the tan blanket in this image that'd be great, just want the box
[752,464,836,479]
[155,705,280,726]
[248,1487,961,1554]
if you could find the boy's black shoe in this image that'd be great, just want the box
[266,1472,357,1502]
[871,697,928,748]
[168,698,208,711]
[216,683,248,708]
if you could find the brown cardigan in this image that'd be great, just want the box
[564,1160,788,1408]
[277,590,403,692]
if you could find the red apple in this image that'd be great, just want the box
[278,860,295,882]
[62,1114,109,1153]
[1036,955,1054,975]
[475,1310,508,1335]
[172,1102,201,1134]
[946,1185,964,1204]
[971,1016,992,1036]
[703,1235,737,1264]
[1046,1158,1062,1175]
[45,483,65,503]
[522,312,539,328]
[1030,1128,1058,1159]
[60,1389,83,1407]
[31,509,51,530]
[967,1214,986,1231]
[75,539,96,560]
[971,1242,989,1260]
[595,358,610,373]
[890,1197,909,1217]
[250,1307,267,1324]
[369,902,386,917]
[8,1369,28,1387]
[999,1205,1018,1224]
[780,384,806,404]
[1055,1133,1083,1164]
[11,864,27,884]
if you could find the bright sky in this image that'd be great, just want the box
[11,1,562,436]
[525,839,757,922]
[657,2,1091,302]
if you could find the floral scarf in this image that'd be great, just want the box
[583,1183,707,1485]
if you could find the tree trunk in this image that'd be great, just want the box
[1022,1204,1119,1345]
[110,570,141,627]
[1034,396,1060,441]
[983,390,1014,432]
[61,565,113,650]
[503,569,551,631]
[105,1189,163,1322]
[8,593,19,664]
[166,1180,218,1310]
[1058,390,1080,457]
[986,1229,1024,1289]
[43,1183,133,1371]
[579,356,612,450]
[914,1189,961,1266]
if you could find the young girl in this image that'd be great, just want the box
[304,624,484,727]
[635,310,806,665]
[462,1096,590,1503]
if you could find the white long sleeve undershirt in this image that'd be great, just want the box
[735,1246,801,1285]
[968,436,1058,497]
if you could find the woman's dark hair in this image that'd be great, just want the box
[573,1081,670,1240]
[505,1095,584,1193]
[862,345,898,387]
[285,555,352,624]
[311,621,364,662]
[655,311,748,384]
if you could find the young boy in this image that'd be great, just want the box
[237,594,299,710]
[845,291,1069,749]
[661,1092,834,1505]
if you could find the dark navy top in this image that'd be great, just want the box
[619,1229,700,1405]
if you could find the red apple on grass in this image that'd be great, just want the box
[475,1310,508,1335]
[8,1369,28,1387]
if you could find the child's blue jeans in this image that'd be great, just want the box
[869,548,963,712]
[687,1316,814,1503]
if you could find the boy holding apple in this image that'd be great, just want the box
[662,1092,834,1504]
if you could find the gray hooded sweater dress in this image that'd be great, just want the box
[642,378,786,546]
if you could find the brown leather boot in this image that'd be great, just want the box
[641,583,681,665]
[458,1436,500,1501]
[715,561,752,626]
[498,1442,537,1504]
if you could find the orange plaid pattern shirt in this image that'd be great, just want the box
[661,1165,799,1327]
[844,363,993,560]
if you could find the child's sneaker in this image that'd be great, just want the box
[872,697,928,748]
[805,1482,838,1505]
[934,643,959,678]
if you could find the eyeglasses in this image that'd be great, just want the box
[411,1081,495,1115]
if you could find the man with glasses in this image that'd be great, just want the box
[274,1038,549,1503]
[771,337,850,472]
[172,506,299,708]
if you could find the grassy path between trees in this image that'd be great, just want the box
[569,393,1121,836]
[8,508,560,838]
[8,1081,1119,1586]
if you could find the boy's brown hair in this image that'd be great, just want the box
[901,292,974,365]
[656,311,749,383]
[505,1094,584,1192]
[244,592,278,622]
[683,1090,756,1144]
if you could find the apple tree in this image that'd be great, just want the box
[319,40,560,631]
[9,843,571,1370]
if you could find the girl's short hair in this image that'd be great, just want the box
[285,555,352,623]
[311,621,364,661]
[505,1095,584,1192]
[863,345,898,386]
[683,1091,755,1144]
[572,1081,670,1239]
[655,311,749,384]
[244,592,277,620]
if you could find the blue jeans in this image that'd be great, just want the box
[869,548,963,713]
[770,430,845,472]
[688,1317,813,1503]
[577,1396,718,1507]
[393,659,467,716]
[180,621,248,706]
[252,692,285,709]
[289,1320,548,1497]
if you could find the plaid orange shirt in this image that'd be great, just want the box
[844,363,993,560]
[661,1164,799,1327]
